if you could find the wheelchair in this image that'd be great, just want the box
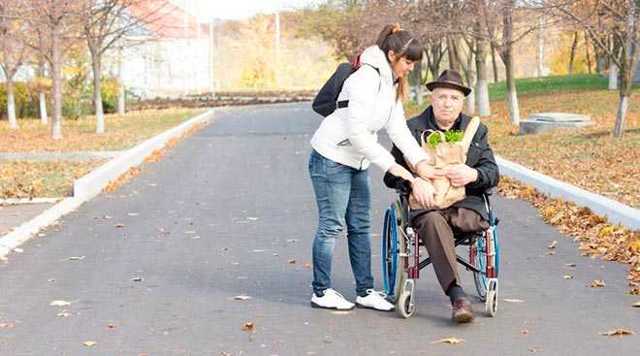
[381,188,500,319]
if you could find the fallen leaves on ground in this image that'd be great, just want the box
[548,241,558,249]
[590,279,606,288]
[105,167,141,193]
[233,295,252,301]
[0,160,103,199]
[50,300,71,307]
[600,328,635,336]
[241,321,255,332]
[498,177,640,295]
[83,341,97,347]
[66,256,85,261]
[57,311,71,318]
[504,298,525,303]
[632,301,640,308]
[431,337,464,345]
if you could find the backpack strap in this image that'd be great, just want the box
[338,63,382,109]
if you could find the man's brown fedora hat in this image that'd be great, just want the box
[426,69,472,97]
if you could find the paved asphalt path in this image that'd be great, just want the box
[0,103,638,355]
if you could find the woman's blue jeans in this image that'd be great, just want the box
[308,150,374,296]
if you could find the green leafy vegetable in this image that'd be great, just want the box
[426,130,464,148]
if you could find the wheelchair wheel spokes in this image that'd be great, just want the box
[472,234,489,301]
[382,206,399,297]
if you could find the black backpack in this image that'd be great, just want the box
[312,61,380,117]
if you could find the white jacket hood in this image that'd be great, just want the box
[359,46,394,88]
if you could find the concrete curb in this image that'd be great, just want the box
[0,109,215,260]
[0,198,82,258]
[0,198,63,205]
[74,109,215,201]
[497,156,640,230]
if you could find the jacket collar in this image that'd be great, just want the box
[419,106,468,132]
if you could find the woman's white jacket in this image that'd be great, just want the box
[310,45,428,172]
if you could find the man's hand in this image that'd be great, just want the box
[415,160,445,180]
[411,178,436,209]
[445,164,478,187]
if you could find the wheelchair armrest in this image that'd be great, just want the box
[394,179,412,198]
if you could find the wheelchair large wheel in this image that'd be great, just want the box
[472,224,500,302]
[382,203,414,318]
[382,205,399,298]
[472,224,500,317]
[472,236,488,301]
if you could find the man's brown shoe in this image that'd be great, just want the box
[451,297,474,323]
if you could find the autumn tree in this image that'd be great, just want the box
[79,0,166,134]
[22,0,83,140]
[0,0,30,129]
[543,0,638,137]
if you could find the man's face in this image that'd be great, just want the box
[431,87,465,129]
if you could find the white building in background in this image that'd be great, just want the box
[122,1,213,99]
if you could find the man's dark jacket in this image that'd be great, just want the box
[383,106,500,221]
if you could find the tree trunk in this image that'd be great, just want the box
[38,60,48,124]
[537,16,545,77]
[491,41,499,82]
[39,92,48,125]
[609,64,619,90]
[5,77,18,129]
[584,31,592,74]
[614,94,629,138]
[505,54,520,126]
[476,37,491,116]
[465,48,475,114]
[568,31,579,75]
[502,2,520,126]
[92,54,105,134]
[51,26,63,140]
[117,48,125,115]
[413,59,424,106]
[447,36,462,73]
[613,0,639,138]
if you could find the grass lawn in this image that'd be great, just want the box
[487,73,609,100]
[0,108,205,199]
[406,75,640,209]
[0,108,205,152]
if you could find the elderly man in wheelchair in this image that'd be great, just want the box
[382,70,500,323]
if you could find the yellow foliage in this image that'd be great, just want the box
[549,31,593,75]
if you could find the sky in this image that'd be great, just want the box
[171,0,318,21]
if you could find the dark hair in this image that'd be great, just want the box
[376,24,423,101]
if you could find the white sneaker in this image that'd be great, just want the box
[310,289,355,310]
[355,289,394,311]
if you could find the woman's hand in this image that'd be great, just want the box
[415,160,445,180]
[387,163,415,182]
[411,178,436,209]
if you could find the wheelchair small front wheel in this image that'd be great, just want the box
[396,278,415,318]
[485,278,499,317]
